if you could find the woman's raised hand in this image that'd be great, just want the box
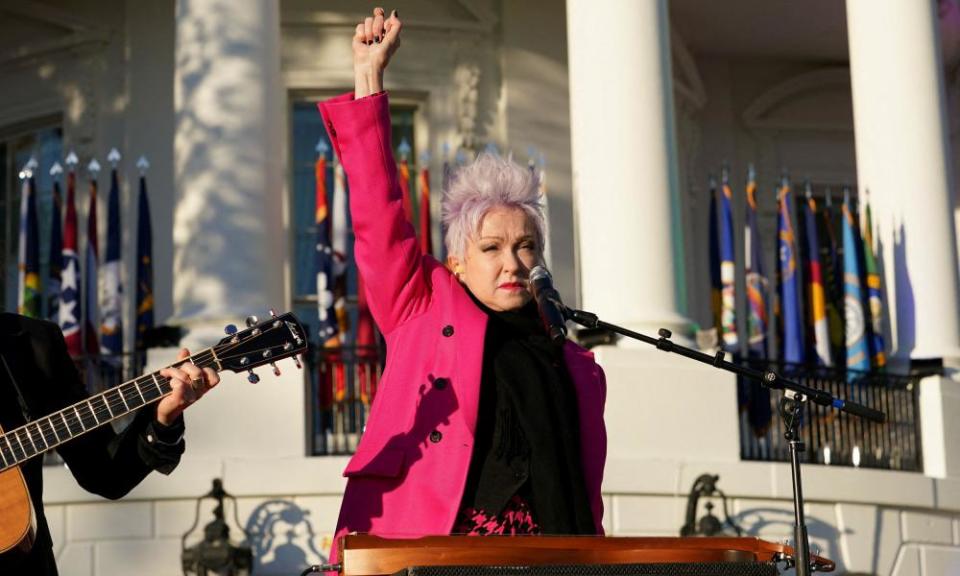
[353,7,402,99]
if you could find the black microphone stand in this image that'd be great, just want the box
[565,308,885,576]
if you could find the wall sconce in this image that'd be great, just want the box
[679,473,743,537]
[181,478,253,575]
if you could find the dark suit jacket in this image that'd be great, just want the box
[0,313,185,575]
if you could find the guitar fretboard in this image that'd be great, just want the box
[0,349,219,473]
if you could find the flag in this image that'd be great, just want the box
[843,189,870,376]
[48,173,64,323]
[314,153,345,410]
[398,157,413,224]
[101,165,123,358]
[315,154,339,348]
[744,169,769,358]
[418,163,434,256]
[708,177,722,337]
[719,169,738,349]
[17,174,41,318]
[59,168,83,356]
[803,189,832,366]
[16,174,26,313]
[331,158,350,344]
[777,176,804,364]
[819,192,845,367]
[356,271,378,406]
[743,167,771,435]
[84,173,100,361]
[135,174,155,368]
[861,198,887,369]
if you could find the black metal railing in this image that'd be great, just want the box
[303,347,925,471]
[739,361,923,472]
[305,345,383,456]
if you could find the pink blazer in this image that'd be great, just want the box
[318,92,607,563]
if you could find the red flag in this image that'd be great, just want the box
[315,155,343,409]
[60,169,83,356]
[398,159,413,223]
[356,271,378,405]
[418,167,433,256]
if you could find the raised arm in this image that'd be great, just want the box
[319,8,431,335]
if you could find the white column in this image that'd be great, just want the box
[847,0,960,362]
[566,0,688,339]
[173,0,285,347]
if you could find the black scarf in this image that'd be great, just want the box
[459,297,595,534]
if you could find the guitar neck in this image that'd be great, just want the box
[0,348,222,473]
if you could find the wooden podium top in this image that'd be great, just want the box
[338,535,835,575]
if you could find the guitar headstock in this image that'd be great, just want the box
[214,311,307,381]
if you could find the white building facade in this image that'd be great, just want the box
[0,1,959,574]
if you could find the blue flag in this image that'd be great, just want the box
[777,177,804,364]
[48,176,64,323]
[744,170,768,358]
[135,174,155,366]
[861,199,887,369]
[843,189,870,376]
[101,166,123,359]
[719,168,738,349]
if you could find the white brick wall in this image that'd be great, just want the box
[902,511,955,545]
[919,545,960,575]
[40,449,960,574]
[67,502,152,541]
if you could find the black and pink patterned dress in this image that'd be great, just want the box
[453,495,542,536]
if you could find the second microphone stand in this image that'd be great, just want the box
[565,308,885,576]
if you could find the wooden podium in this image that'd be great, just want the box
[337,535,835,576]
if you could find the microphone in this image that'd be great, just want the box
[529,265,568,344]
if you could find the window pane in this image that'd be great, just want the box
[290,98,416,456]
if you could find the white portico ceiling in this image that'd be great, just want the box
[669,0,849,61]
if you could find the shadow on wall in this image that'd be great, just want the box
[245,499,328,575]
[892,222,914,357]
[734,506,847,574]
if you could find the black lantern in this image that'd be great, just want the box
[182,478,253,575]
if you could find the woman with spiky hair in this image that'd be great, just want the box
[319,7,607,562]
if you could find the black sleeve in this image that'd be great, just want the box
[38,323,184,499]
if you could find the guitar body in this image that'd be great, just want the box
[0,424,36,555]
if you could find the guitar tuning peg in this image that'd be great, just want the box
[245,315,259,328]
[293,356,303,370]
[271,362,281,376]
[224,324,238,335]
[269,308,278,317]
[247,370,260,384]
